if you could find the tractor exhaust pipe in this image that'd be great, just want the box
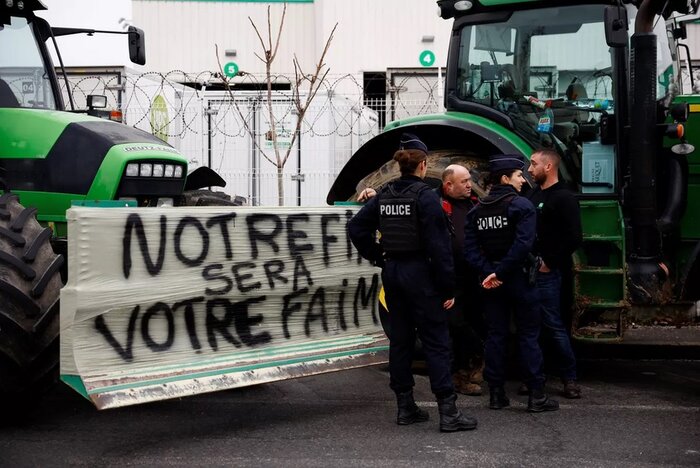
[627,0,665,304]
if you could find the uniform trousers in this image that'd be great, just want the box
[481,272,545,391]
[382,258,453,398]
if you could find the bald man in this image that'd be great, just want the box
[437,165,486,397]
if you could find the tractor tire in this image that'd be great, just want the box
[0,193,63,421]
[176,189,247,207]
[351,150,490,201]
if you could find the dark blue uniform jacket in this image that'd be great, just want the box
[463,184,537,280]
[348,175,456,299]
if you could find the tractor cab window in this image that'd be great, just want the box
[454,5,615,192]
[0,16,57,110]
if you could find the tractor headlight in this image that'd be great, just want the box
[125,162,184,178]
[139,163,153,177]
[153,164,165,177]
[126,163,139,177]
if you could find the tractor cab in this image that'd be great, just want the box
[0,5,61,110]
[1,0,145,114]
[444,2,675,196]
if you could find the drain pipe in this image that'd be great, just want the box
[627,0,665,304]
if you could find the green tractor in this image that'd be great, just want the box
[328,0,700,342]
[0,0,236,411]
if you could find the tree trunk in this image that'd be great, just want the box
[277,164,284,206]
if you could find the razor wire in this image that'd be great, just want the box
[56,70,445,141]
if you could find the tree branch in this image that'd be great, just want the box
[248,16,267,52]
[270,2,287,62]
[281,23,337,167]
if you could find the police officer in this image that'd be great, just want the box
[349,133,477,432]
[464,154,559,413]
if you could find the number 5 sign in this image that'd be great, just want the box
[224,62,240,78]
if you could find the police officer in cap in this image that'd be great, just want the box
[349,133,478,432]
[464,154,559,413]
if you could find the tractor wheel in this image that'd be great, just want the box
[351,150,490,201]
[176,189,247,207]
[0,193,63,420]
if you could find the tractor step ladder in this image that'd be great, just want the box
[572,200,628,341]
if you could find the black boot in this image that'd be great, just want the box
[396,391,429,425]
[527,388,560,413]
[489,386,510,410]
[437,393,478,432]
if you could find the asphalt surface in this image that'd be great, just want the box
[1,359,699,467]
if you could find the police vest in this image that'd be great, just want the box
[378,182,427,254]
[474,195,516,261]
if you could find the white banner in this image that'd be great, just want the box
[60,205,386,409]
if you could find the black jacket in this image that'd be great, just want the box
[528,181,583,270]
[464,184,537,280]
[436,185,476,280]
[348,175,455,298]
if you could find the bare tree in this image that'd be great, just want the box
[216,3,337,206]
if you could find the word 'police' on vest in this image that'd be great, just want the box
[477,215,509,230]
[380,203,412,216]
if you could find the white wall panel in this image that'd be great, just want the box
[132,0,451,76]
[133,1,316,74]
[316,0,451,74]
[34,2,700,83]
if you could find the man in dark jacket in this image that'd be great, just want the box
[348,133,477,432]
[527,148,583,399]
[437,165,485,396]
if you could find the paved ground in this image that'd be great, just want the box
[1,359,699,467]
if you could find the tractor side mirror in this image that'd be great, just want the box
[604,6,628,48]
[87,95,107,109]
[128,26,146,65]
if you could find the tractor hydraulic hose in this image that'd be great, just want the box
[635,0,664,34]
